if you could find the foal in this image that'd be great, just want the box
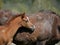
[0,13,35,45]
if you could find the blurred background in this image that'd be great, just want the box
[0,0,60,45]
[0,0,60,14]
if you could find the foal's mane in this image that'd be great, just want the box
[7,12,25,24]
[0,10,26,25]
[6,14,21,24]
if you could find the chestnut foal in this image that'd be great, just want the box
[0,13,35,45]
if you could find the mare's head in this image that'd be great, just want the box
[16,13,35,32]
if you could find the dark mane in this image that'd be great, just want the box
[39,10,56,14]
[39,10,60,18]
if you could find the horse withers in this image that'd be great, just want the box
[0,11,35,45]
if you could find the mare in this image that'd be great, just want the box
[13,10,60,45]
[0,10,35,45]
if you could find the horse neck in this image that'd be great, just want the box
[7,15,21,24]
[6,16,22,37]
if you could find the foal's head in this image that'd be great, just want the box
[18,13,35,32]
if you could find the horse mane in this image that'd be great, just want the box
[39,10,56,14]
[0,10,21,25]
[39,10,60,18]
[7,12,25,24]
[6,15,21,24]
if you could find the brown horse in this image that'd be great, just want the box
[0,10,35,45]
[13,10,60,45]
[29,10,60,45]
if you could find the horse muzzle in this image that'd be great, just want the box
[29,25,35,32]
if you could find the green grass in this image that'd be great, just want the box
[0,0,60,15]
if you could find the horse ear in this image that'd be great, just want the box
[21,12,25,19]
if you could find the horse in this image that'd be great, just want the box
[13,10,60,45]
[0,10,35,45]
[29,10,60,45]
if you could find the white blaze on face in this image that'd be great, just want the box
[26,16,35,30]
[26,17,29,21]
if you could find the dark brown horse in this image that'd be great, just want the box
[0,10,35,45]
[31,10,60,45]
[13,10,60,45]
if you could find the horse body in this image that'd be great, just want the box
[29,11,60,45]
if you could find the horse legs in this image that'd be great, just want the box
[7,38,13,45]
[36,41,44,45]
[45,39,59,45]
[45,42,55,45]
[36,40,47,45]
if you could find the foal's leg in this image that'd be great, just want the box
[7,38,13,45]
